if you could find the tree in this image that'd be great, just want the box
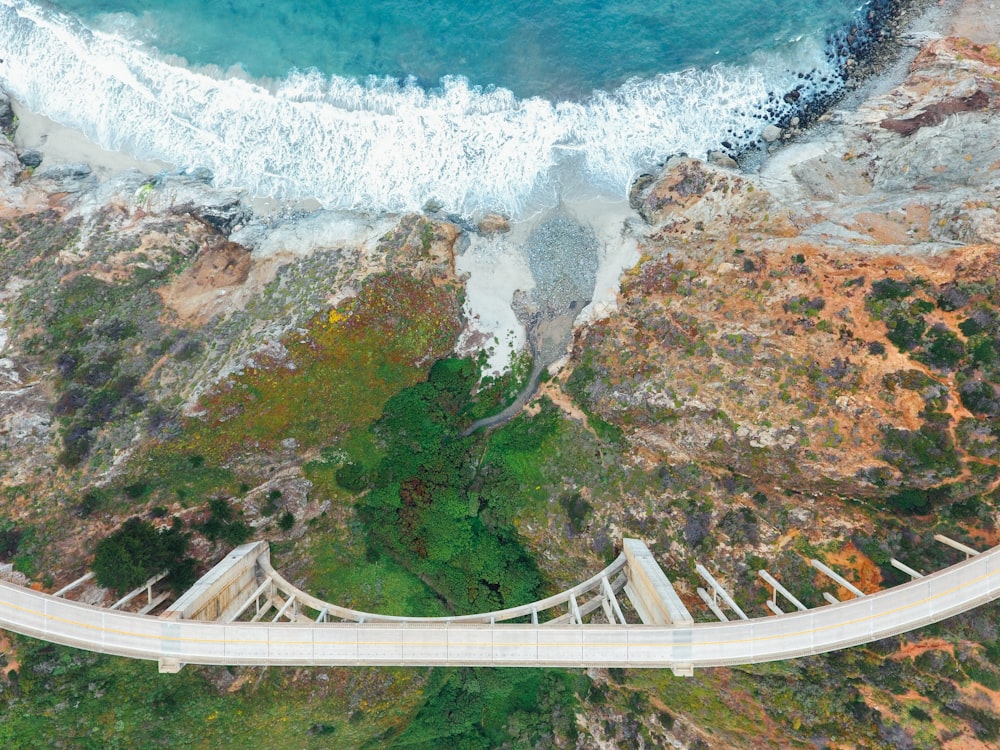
[92,517,193,594]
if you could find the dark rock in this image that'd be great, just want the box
[17,149,42,169]
[881,90,990,136]
[37,163,91,179]
[628,173,657,211]
[198,199,251,235]
[0,92,15,138]
[147,172,250,234]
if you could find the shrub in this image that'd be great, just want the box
[869,278,913,302]
[199,499,251,546]
[880,423,961,478]
[914,324,965,371]
[937,284,970,312]
[960,380,1000,416]
[335,462,369,492]
[0,527,21,561]
[92,517,192,594]
[886,316,927,352]
[558,492,593,535]
[884,488,932,515]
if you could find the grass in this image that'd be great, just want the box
[175,272,462,462]
[0,637,427,750]
[292,514,448,617]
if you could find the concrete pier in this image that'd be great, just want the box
[622,539,693,625]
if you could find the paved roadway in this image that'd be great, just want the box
[1,545,998,670]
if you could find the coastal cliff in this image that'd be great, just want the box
[1,15,1000,750]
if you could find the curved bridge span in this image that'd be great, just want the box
[1,539,999,675]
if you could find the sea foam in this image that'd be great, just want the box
[0,0,849,218]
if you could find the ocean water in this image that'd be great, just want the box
[0,0,892,217]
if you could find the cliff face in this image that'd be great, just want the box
[543,36,1000,749]
[1,30,1000,750]
[571,34,1000,499]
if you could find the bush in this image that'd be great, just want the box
[335,462,369,492]
[0,527,21,561]
[880,423,961,478]
[886,316,927,352]
[960,380,1000,416]
[914,324,966,371]
[869,278,913,302]
[558,492,593,535]
[884,488,932,515]
[92,517,193,594]
[199,499,251,545]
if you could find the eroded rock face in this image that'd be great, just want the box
[158,238,252,323]
[376,213,462,282]
[191,240,252,288]
[569,35,1000,502]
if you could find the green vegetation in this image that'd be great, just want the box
[356,358,545,614]
[0,637,428,749]
[368,668,588,749]
[92,518,196,595]
[182,272,462,462]
[198,499,252,547]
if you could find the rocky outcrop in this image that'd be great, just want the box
[569,35,1000,501]
[376,213,462,282]
[758,37,1000,252]
[880,87,990,135]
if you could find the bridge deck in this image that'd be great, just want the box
[1,542,998,671]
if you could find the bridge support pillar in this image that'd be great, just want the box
[622,539,693,625]
[160,541,269,623]
[157,541,269,670]
[158,658,183,674]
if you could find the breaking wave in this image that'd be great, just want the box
[0,0,868,217]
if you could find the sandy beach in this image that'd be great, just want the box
[10,100,171,178]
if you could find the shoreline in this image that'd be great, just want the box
[0,0,994,375]
[3,0,985,203]
[0,0,966,211]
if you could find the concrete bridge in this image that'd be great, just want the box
[1,537,998,675]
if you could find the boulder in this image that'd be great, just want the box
[0,92,15,138]
[17,149,42,169]
[477,213,511,235]
[707,150,739,169]
[762,124,783,143]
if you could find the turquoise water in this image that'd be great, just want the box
[44,0,862,99]
[0,0,892,216]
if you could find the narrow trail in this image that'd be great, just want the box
[460,310,577,436]
[461,355,545,437]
